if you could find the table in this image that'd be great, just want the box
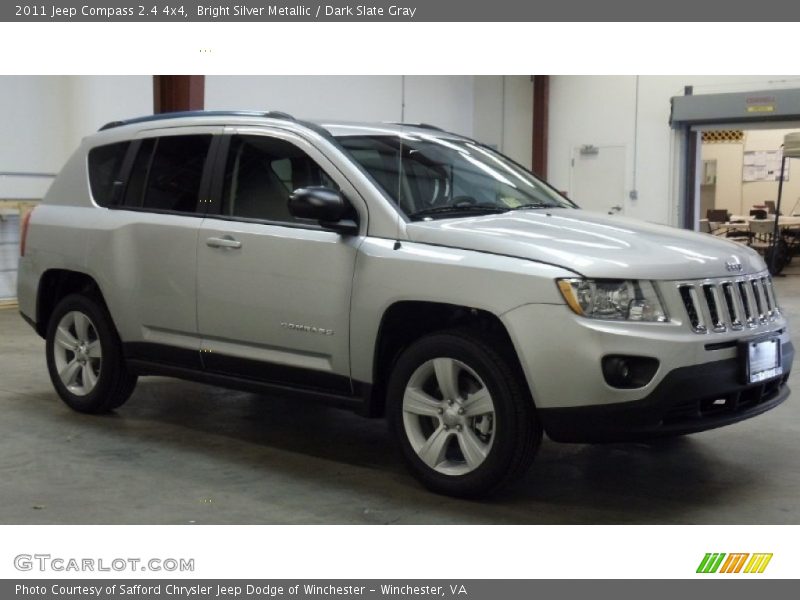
[712,216,800,232]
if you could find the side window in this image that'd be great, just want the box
[221,135,339,223]
[123,138,155,207]
[87,141,130,207]
[142,135,212,213]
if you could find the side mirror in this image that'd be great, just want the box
[288,186,359,235]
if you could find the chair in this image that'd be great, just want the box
[765,200,777,214]
[706,209,729,223]
[749,220,775,254]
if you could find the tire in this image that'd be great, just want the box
[45,293,137,414]
[387,328,542,498]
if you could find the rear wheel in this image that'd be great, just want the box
[387,329,541,497]
[46,294,137,413]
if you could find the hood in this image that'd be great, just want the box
[405,209,765,280]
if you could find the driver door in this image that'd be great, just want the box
[196,128,365,393]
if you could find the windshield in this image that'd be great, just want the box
[336,134,575,220]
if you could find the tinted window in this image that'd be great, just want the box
[123,138,155,207]
[140,135,212,213]
[87,142,130,206]
[221,135,338,223]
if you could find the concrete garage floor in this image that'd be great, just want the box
[1,278,800,525]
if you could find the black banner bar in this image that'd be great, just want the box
[5,0,800,22]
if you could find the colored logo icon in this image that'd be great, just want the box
[697,553,773,574]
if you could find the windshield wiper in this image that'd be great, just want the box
[508,202,554,211]
[408,204,508,220]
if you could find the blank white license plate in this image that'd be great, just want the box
[745,337,782,384]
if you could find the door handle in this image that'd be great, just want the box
[206,236,242,249]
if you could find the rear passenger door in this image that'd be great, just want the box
[196,128,365,394]
[93,127,221,366]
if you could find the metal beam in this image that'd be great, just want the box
[671,87,800,128]
[153,75,205,114]
[532,75,549,177]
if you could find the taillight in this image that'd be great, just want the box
[20,207,35,257]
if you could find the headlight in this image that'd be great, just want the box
[557,279,668,322]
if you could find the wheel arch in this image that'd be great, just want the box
[35,269,110,338]
[366,300,527,417]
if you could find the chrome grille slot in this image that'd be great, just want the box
[679,285,705,333]
[702,284,725,332]
[750,279,767,323]
[738,281,754,326]
[766,278,780,316]
[721,282,743,330]
[679,273,778,334]
[760,277,777,319]
[760,278,771,311]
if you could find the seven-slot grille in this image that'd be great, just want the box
[678,274,779,333]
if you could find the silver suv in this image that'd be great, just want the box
[17,111,793,497]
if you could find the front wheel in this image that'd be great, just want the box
[45,294,137,414]
[387,329,541,497]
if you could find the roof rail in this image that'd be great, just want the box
[98,110,296,131]
[386,122,445,132]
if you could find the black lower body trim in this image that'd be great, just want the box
[539,341,794,443]
[123,342,373,415]
[203,351,352,395]
[127,359,369,412]
[124,341,202,370]
[19,310,37,332]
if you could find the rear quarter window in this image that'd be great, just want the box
[87,141,130,207]
[141,135,212,213]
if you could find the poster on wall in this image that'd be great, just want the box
[743,150,789,182]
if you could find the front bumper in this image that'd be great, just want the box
[500,298,792,442]
[539,341,793,442]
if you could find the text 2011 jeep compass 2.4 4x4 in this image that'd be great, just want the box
[18,111,793,496]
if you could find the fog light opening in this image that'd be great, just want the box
[601,355,659,389]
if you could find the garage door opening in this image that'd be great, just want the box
[687,123,800,276]
[689,123,800,228]
[671,88,800,275]
[671,87,800,230]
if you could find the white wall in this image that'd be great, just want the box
[205,75,533,166]
[700,142,743,216]
[0,76,152,199]
[742,129,800,213]
[1,75,532,199]
[404,75,476,136]
[64,76,152,146]
[472,76,504,148]
[549,76,638,213]
[548,75,800,225]
[501,76,534,169]
[205,75,403,123]
[0,76,71,199]
[472,76,533,169]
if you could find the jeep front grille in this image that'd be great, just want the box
[678,274,779,333]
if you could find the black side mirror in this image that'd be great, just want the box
[288,187,358,235]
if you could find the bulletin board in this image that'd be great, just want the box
[743,150,790,182]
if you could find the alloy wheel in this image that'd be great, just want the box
[52,311,102,396]
[402,357,496,476]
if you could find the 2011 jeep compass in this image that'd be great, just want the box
[17,111,793,496]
